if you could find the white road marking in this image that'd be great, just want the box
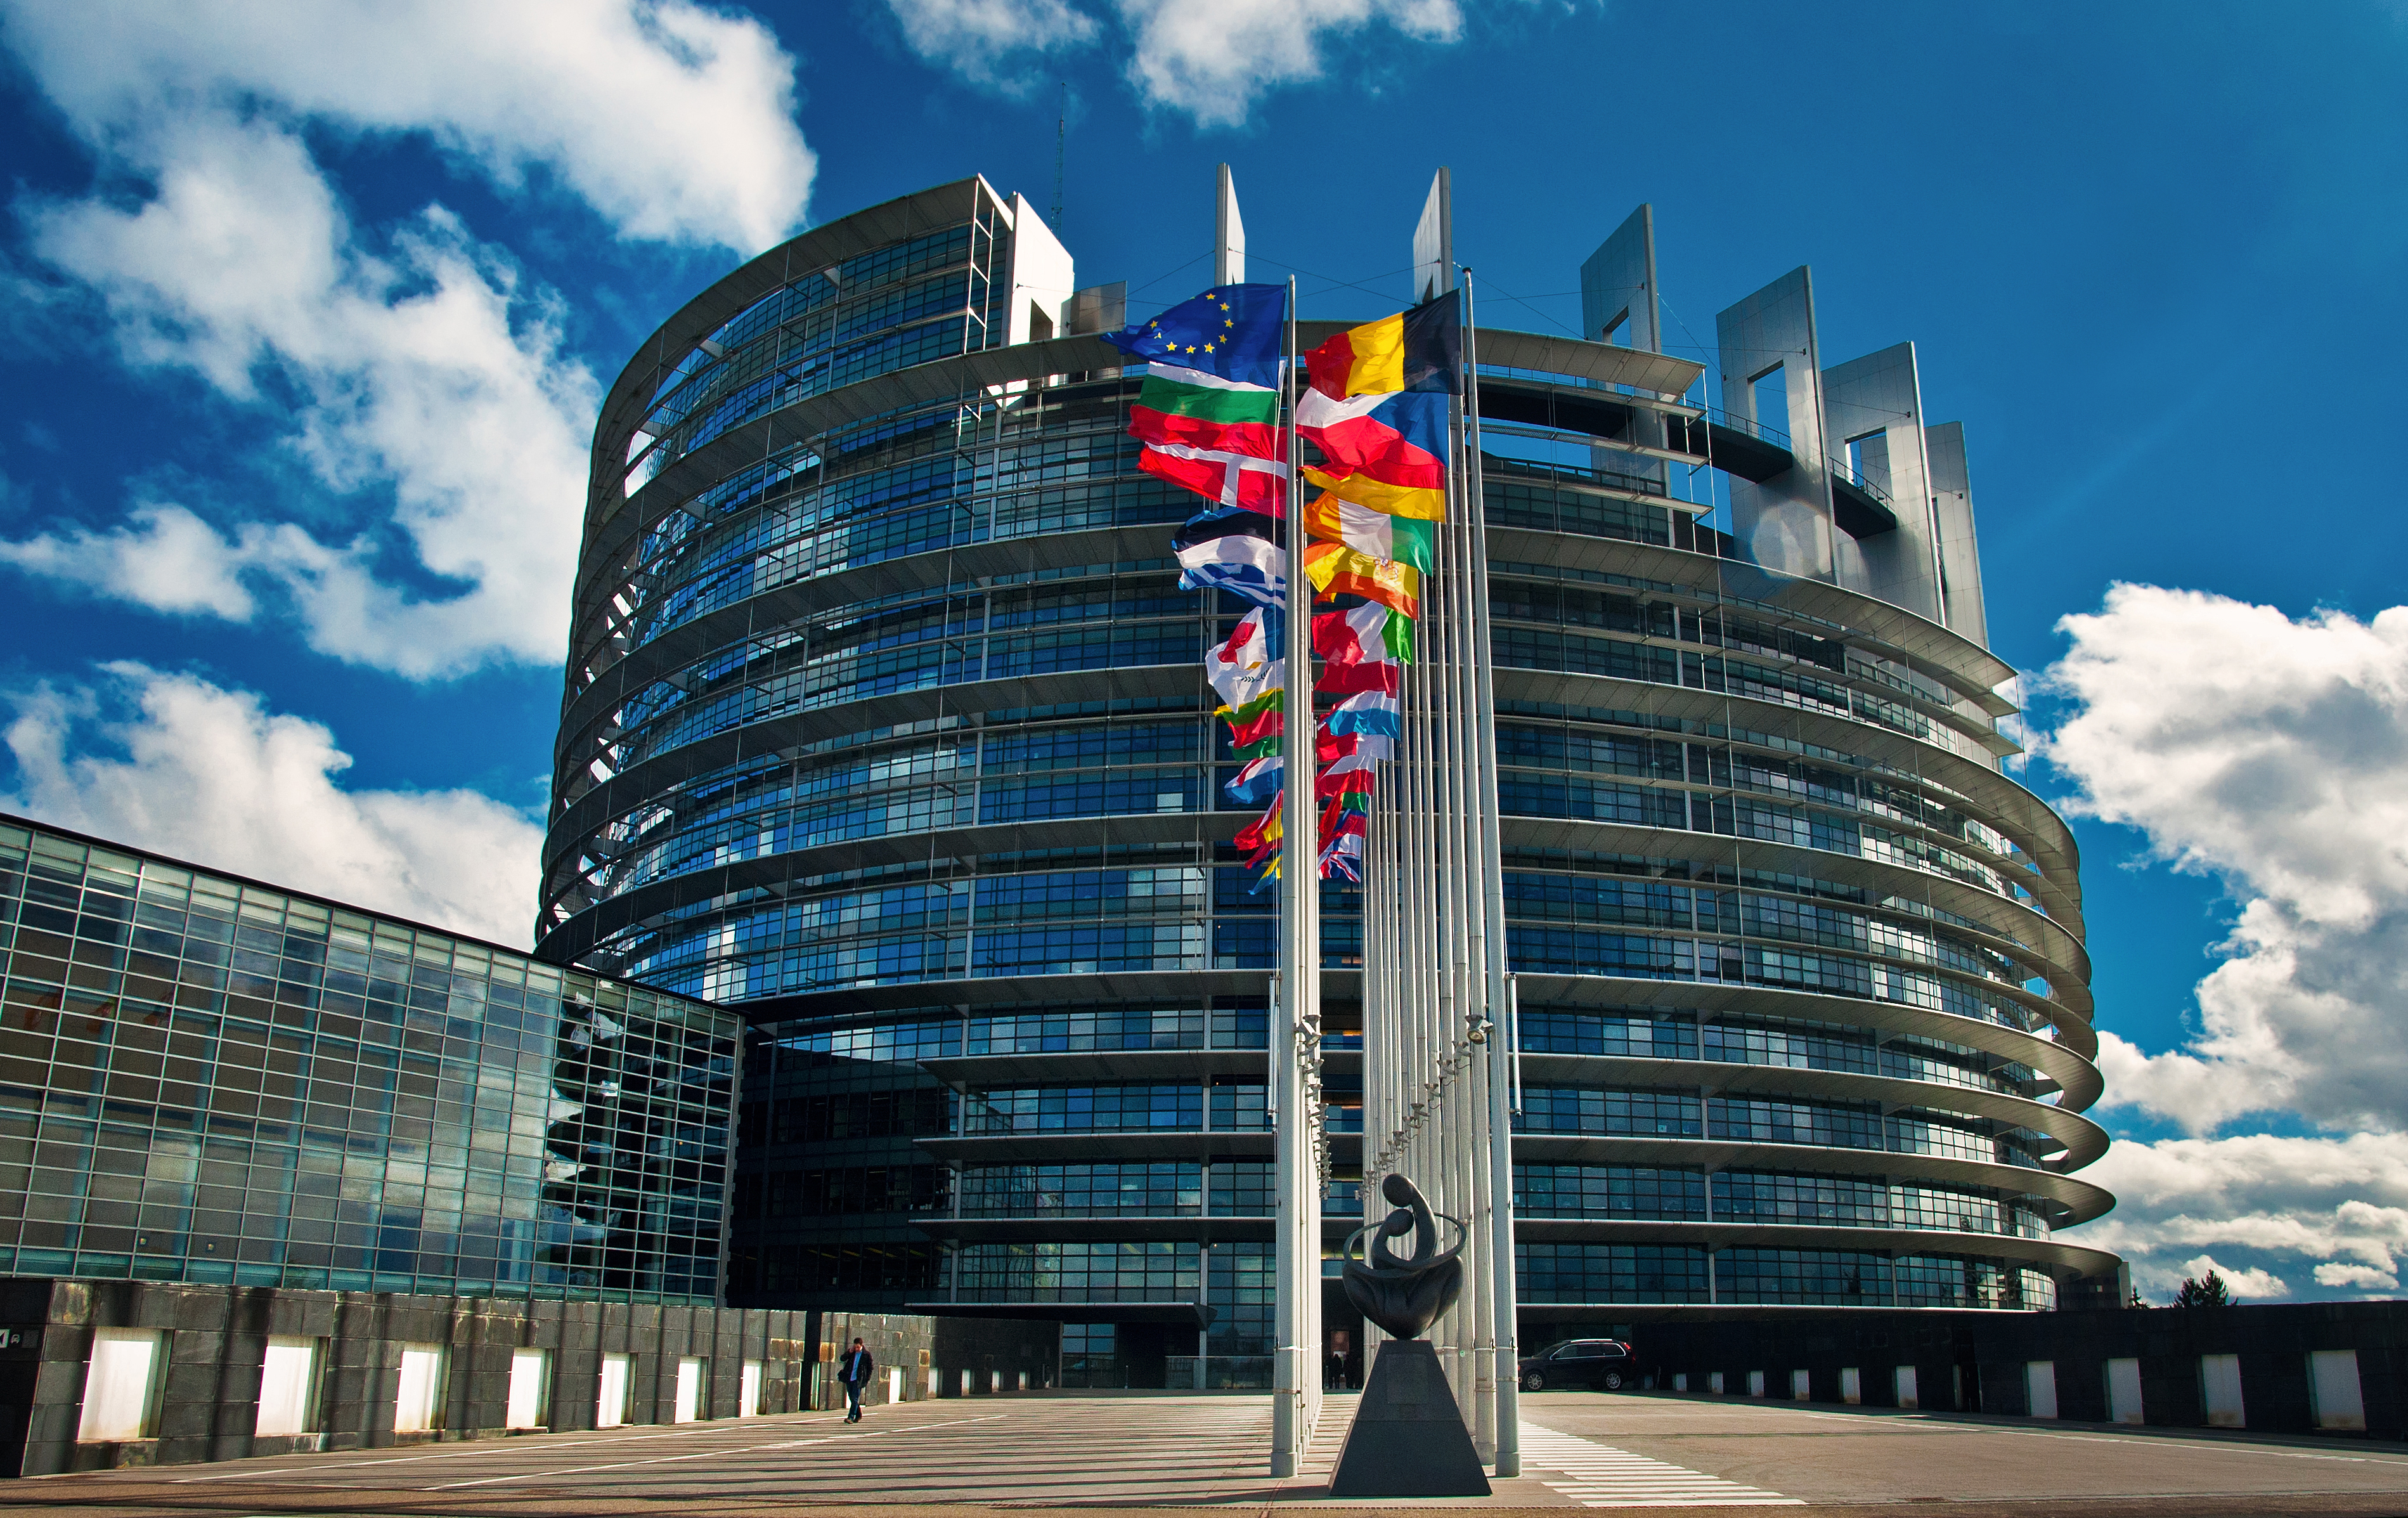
[429,1413,1007,1488]
[1519,1424,1801,1507]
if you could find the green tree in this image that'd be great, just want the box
[2173,1269,2232,1308]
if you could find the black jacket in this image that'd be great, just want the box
[841,1347,874,1384]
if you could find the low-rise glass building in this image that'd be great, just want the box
[0,815,735,1301]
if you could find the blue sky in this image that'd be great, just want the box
[1,0,2405,1301]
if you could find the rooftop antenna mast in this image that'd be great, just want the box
[1049,82,1066,233]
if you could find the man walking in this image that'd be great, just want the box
[839,1337,874,1422]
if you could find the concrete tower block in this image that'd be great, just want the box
[1581,205,1659,353]
[1925,422,1990,649]
[1823,341,1941,623]
[1716,268,1833,581]
[1581,204,1667,472]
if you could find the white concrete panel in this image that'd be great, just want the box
[78,1328,163,1443]
[598,1353,631,1427]
[741,1359,765,1417]
[2200,1354,2246,1427]
[1214,164,1245,286]
[1747,1370,1766,1397]
[394,1346,444,1434]
[506,1349,549,1430]
[1840,1367,1861,1404]
[1790,1369,1811,1401]
[2105,1357,2144,1424]
[1006,193,1075,346]
[2310,1350,2366,1430]
[255,1337,320,1437]
[2025,1360,2058,1419]
[674,1356,703,1422]
[1894,1365,1919,1410]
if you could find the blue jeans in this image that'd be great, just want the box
[845,1379,865,1418]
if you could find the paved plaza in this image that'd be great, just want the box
[13,1391,2408,1517]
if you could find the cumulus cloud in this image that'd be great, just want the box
[0,503,256,619]
[884,0,1099,89]
[2065,1131,2408,1301]
[0,0,814,254]
[2038,583,2408,1134]
[0,0,817,677]
[885,0,1467,126]
[2,665,541,945]
[10,116,595,677]
[1117,0,1463,127]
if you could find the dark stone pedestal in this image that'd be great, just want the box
[1326,1339,1491,1496]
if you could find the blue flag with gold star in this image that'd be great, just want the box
[1102,283,1288,386]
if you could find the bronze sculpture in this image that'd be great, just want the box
[1340,1174,1464,1339]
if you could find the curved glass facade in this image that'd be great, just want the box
[545,176,2115,1382]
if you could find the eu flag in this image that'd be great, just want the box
[1103,283,1288,388]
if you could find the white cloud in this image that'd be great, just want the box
[10,115,594,678]
[2065,1131,2408,1302]
[0,0,813,254]
[0,0,820,677]
[2038,583,2408,1133]
[2,665,541,946]
[0,503,255,619]
[2173,1255,2290,1301]
[885,0,1100,90]
[1115,0,1463,127]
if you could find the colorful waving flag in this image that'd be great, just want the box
[1315,601,1415,668]
[1304,295,1462,399]
[1304,488,1435,571]
[1305,541,1421,618]
[1104,286,1298,892]
[1105,284,1291,512]
[1324,689,1400,740]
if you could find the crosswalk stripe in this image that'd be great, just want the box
[1518,1425,1802,1507]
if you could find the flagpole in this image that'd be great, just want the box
[1272,273,1316,1479]
[1461,266,1520,1477]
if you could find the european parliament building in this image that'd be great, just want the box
[541,174,2118,1386]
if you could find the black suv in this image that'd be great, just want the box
[1517,1337,1640,1391]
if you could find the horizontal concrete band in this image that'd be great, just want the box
[545,663,2087,980]
[536,805,2094,1065]
[905,1129,2109,1226]
[560,533,2040,859]
[1506,1134,2113,1224]
[586,321,1706,622]
[900,1214,2114,1275]
[728,970,2095,1114]
[907,1047,2101,1163]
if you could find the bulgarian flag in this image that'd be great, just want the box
[1217,691,1284,751]
[1104,285,1290,514]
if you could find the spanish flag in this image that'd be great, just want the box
[1305,540,1421,620]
